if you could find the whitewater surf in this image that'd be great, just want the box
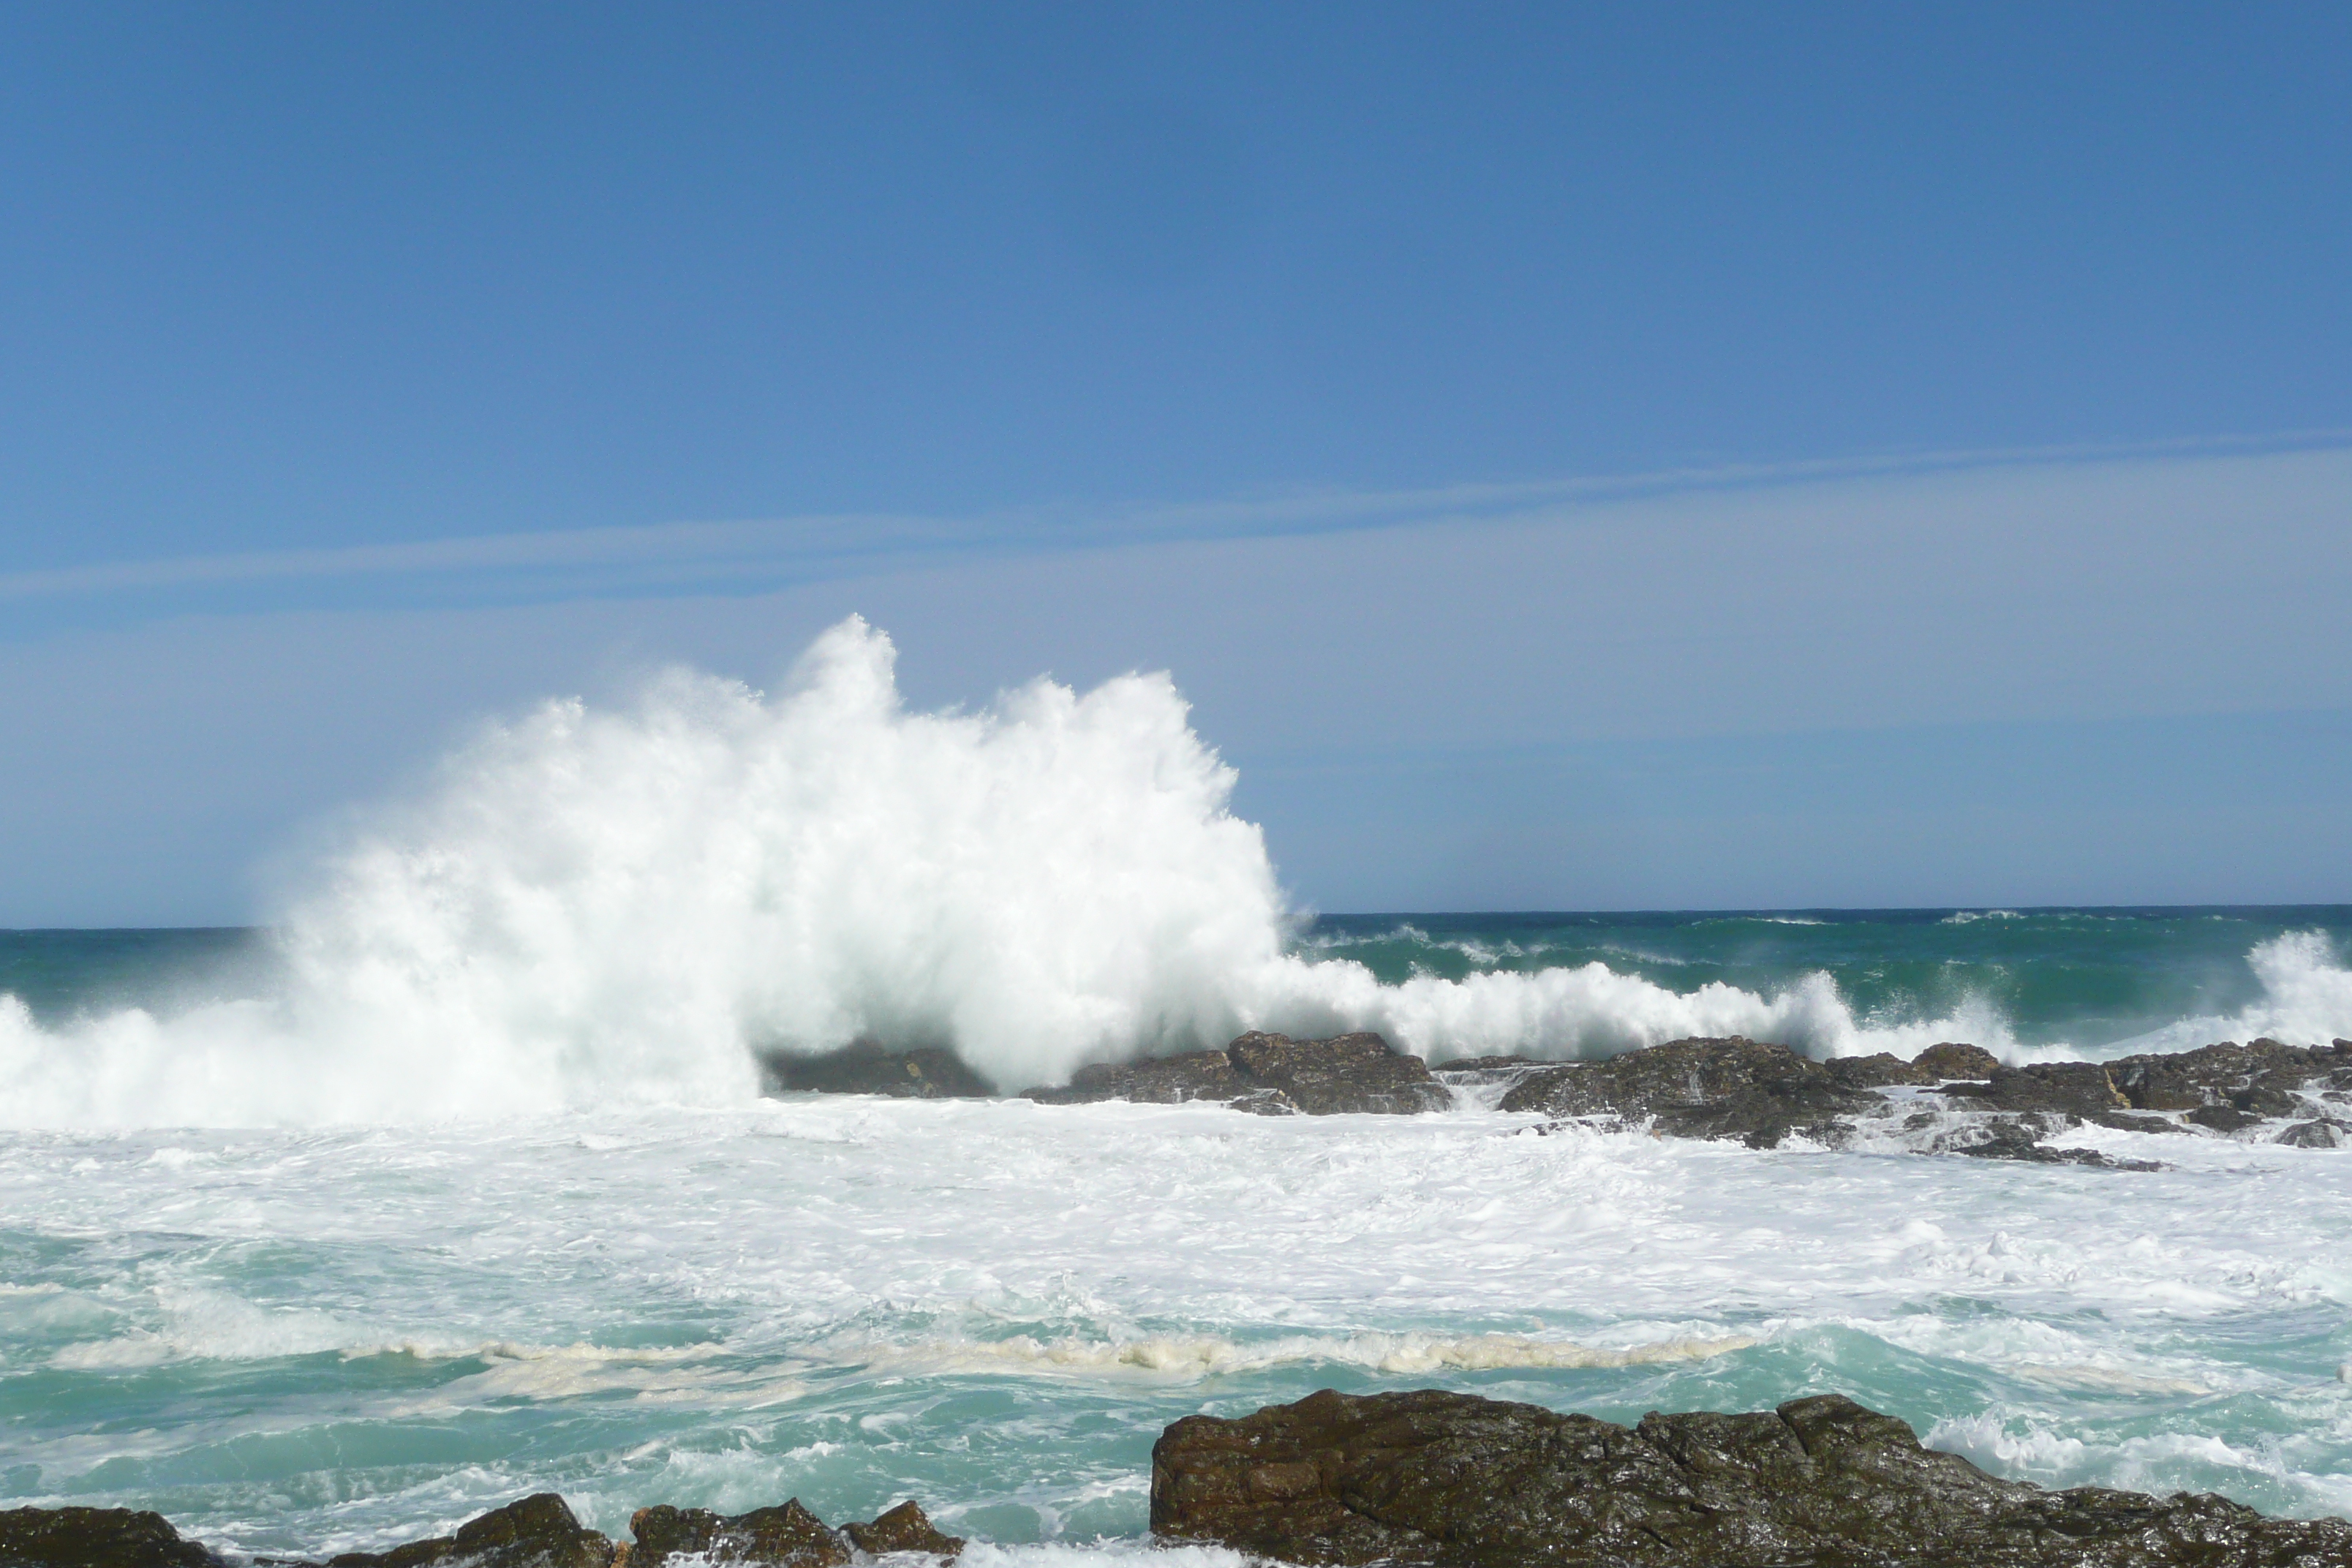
[3,618,2350,1560]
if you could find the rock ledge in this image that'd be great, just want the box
[1151,1387,2352,1566]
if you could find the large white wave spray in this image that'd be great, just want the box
[3,618,2348,1127]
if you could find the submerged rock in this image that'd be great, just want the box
[1150,1387,2352,1567]
[759,1041,992,1099]
[325,1495,614,1568]
[1937,1115,2166,1170]
[2276,1117,2352,1147]
[627,1502,844,1567]
[841,1501,962,1561]
[1027,1031,1449,1115]
[0,1507,222,1568]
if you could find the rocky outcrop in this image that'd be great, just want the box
[1150,1387,2352,1567]
[0,1497,962,1568]
[759,1041,992,1098]
[1028,1032,1451,1115]
[841,1502,962,1561]
[0,1507,222,1568]
[1024,1049,1243,1107]
[625,1502,843,1567]
[1441,1033,2352,1163]
[324,1496,614,1568]
[763,1025,2352,1162]
[2108,1037,2352,1122]
[1478,1036,1884,1147]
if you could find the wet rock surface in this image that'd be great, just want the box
[1150,1387,2352,1567]
[1028,1031,1450,1115]
[1442,1033,2352,1164]
[627,1501,844,1567]
[759,1040,993,1098]
[0,1507,223,1568]
[841,1501,963,1561]
[777,1024,2352,1164]
[0,1496,964,1568]
[1480,1036,1885,1148]
[323,1495,614,1568]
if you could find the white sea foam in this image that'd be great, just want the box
[1,619,2348,1128]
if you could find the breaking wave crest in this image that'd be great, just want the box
[1,619,2347,1127]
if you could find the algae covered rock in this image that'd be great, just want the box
[0,1507,222,1568]
[626,1502,844,1567]
[325,1496,614,1568]
[841,1501,962,1561]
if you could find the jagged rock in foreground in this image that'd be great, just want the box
[842,1501,964,1561]
[318,1495,614,1568]
[758,1039,992,1098]
[0,1507,222,1568]
[627,1501,844,1567]
[0,1496,961,1568]
[1027,1031,1451,1115]
[627,1499,960,1567]
[1151,1387,2352,1567]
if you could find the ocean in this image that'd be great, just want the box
[4,621,2351,1562]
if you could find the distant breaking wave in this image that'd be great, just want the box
[1,617,2347,1127]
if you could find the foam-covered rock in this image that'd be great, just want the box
[760,1041,992,1098]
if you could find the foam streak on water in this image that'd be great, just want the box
[4,1101,2352,1555]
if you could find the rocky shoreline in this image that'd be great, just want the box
[1153,1388,2352,1566]
[13,1390,2350,1567]
[764,1030,2352,1165]
[0,1495,962,1568]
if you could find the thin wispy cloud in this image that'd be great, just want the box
[10,430,2343,614]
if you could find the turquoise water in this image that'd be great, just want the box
[1308,906,2352,1052]
[10,905,2349,1047]
[4,911,2352,1560]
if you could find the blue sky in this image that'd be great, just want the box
[2,4,2348,923]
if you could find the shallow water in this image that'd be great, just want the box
[6,1096,2351,1557]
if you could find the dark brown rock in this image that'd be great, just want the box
[1150,1387,2352,1567]
[2107,1039,2347,1120]
[840,1501,961,1561]
[1495,1036,1879,1148]
[2277,1118,2352,1148]
[327,1496,614,1568]
[0,1507,221,1568]
[1023,1050,1239,1106]
[627,1502,845,1568]
[1825,1052,1933,1088]
[1027,1032,1449,1115]
[1911,1041,2004,1079]
[1225,1032,1452,1115]
[759,1041,992,1099]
